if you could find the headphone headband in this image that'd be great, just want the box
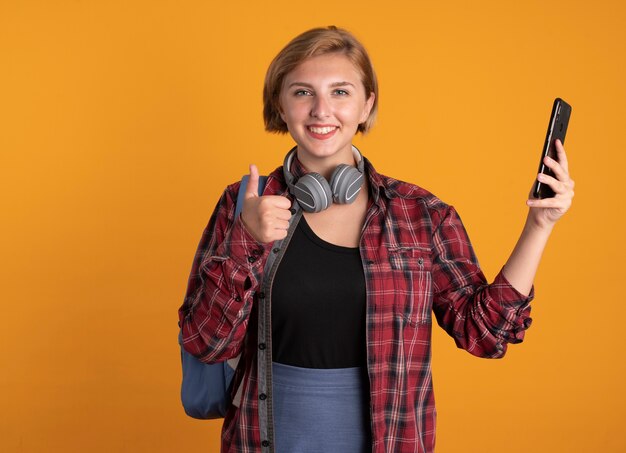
[282,146,366,213]
[282,145,365,186]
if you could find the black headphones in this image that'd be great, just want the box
[283,146,365,213]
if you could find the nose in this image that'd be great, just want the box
[310,95,330,119]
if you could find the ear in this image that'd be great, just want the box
[360,92,376,124]
[278,102,286,122]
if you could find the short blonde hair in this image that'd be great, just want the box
[263,26,378,134]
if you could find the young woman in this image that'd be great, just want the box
[179,26,574,453]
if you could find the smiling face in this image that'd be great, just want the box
[279,53,375,167]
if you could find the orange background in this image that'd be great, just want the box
[1,1,625,452]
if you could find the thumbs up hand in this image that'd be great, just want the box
[241,164,292,243]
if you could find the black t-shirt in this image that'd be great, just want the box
[271,216,367,369]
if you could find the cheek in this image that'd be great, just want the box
[281,102,308,125]
[341,103,368,124]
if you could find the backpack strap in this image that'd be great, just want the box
[179,173,268,419]
[235,175,268,217]
[229,174,267,409]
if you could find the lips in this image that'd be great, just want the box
[308,126,336,134]
[306,125,338,140]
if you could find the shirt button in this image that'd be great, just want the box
[289,208,296,215]
[261,440,270,448]
[272,247,280,254]
[234,295,242,302]
[258,343,266,350]
[252,248,262,256]
[259,393,267,400]
[418,257,424,265]
[366,260,374,265]
[248,256,257,263]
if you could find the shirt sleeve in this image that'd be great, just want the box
[430,205,534,358]
[178,184,271,363]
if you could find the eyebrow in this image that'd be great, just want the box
[287,81,356,89]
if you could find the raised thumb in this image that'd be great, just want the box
[245,164,260,199]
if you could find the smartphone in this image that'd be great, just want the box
[532,98,572,199]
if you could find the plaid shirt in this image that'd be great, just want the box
[179,155,533,452]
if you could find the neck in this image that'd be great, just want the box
[296,146,358,180]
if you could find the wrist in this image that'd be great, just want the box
[238,213,264,244]
[524,212,555,237]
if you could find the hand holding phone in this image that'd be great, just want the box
[532,98,572,199]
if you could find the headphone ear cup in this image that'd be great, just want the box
[293,173,333,213]
[329,164,364,205]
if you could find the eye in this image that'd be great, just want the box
[333,89,349,96]
[294,89,312,96]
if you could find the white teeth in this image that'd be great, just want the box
[308,126,336,134]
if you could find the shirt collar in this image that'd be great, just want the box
[288,152,309,181]
[363,156,385,205]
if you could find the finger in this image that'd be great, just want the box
[260,220,290,243]
[274,207,294,221]
[272,229,289,242]
[539,172,576,198]
[264,195,292,210]
[245,164,260,199]
[526,197,571,210]
[536,173,564,195]
[543,154,569,182]
[258,195,290,209]
[273,220,290,231]
[554,139,569,174]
